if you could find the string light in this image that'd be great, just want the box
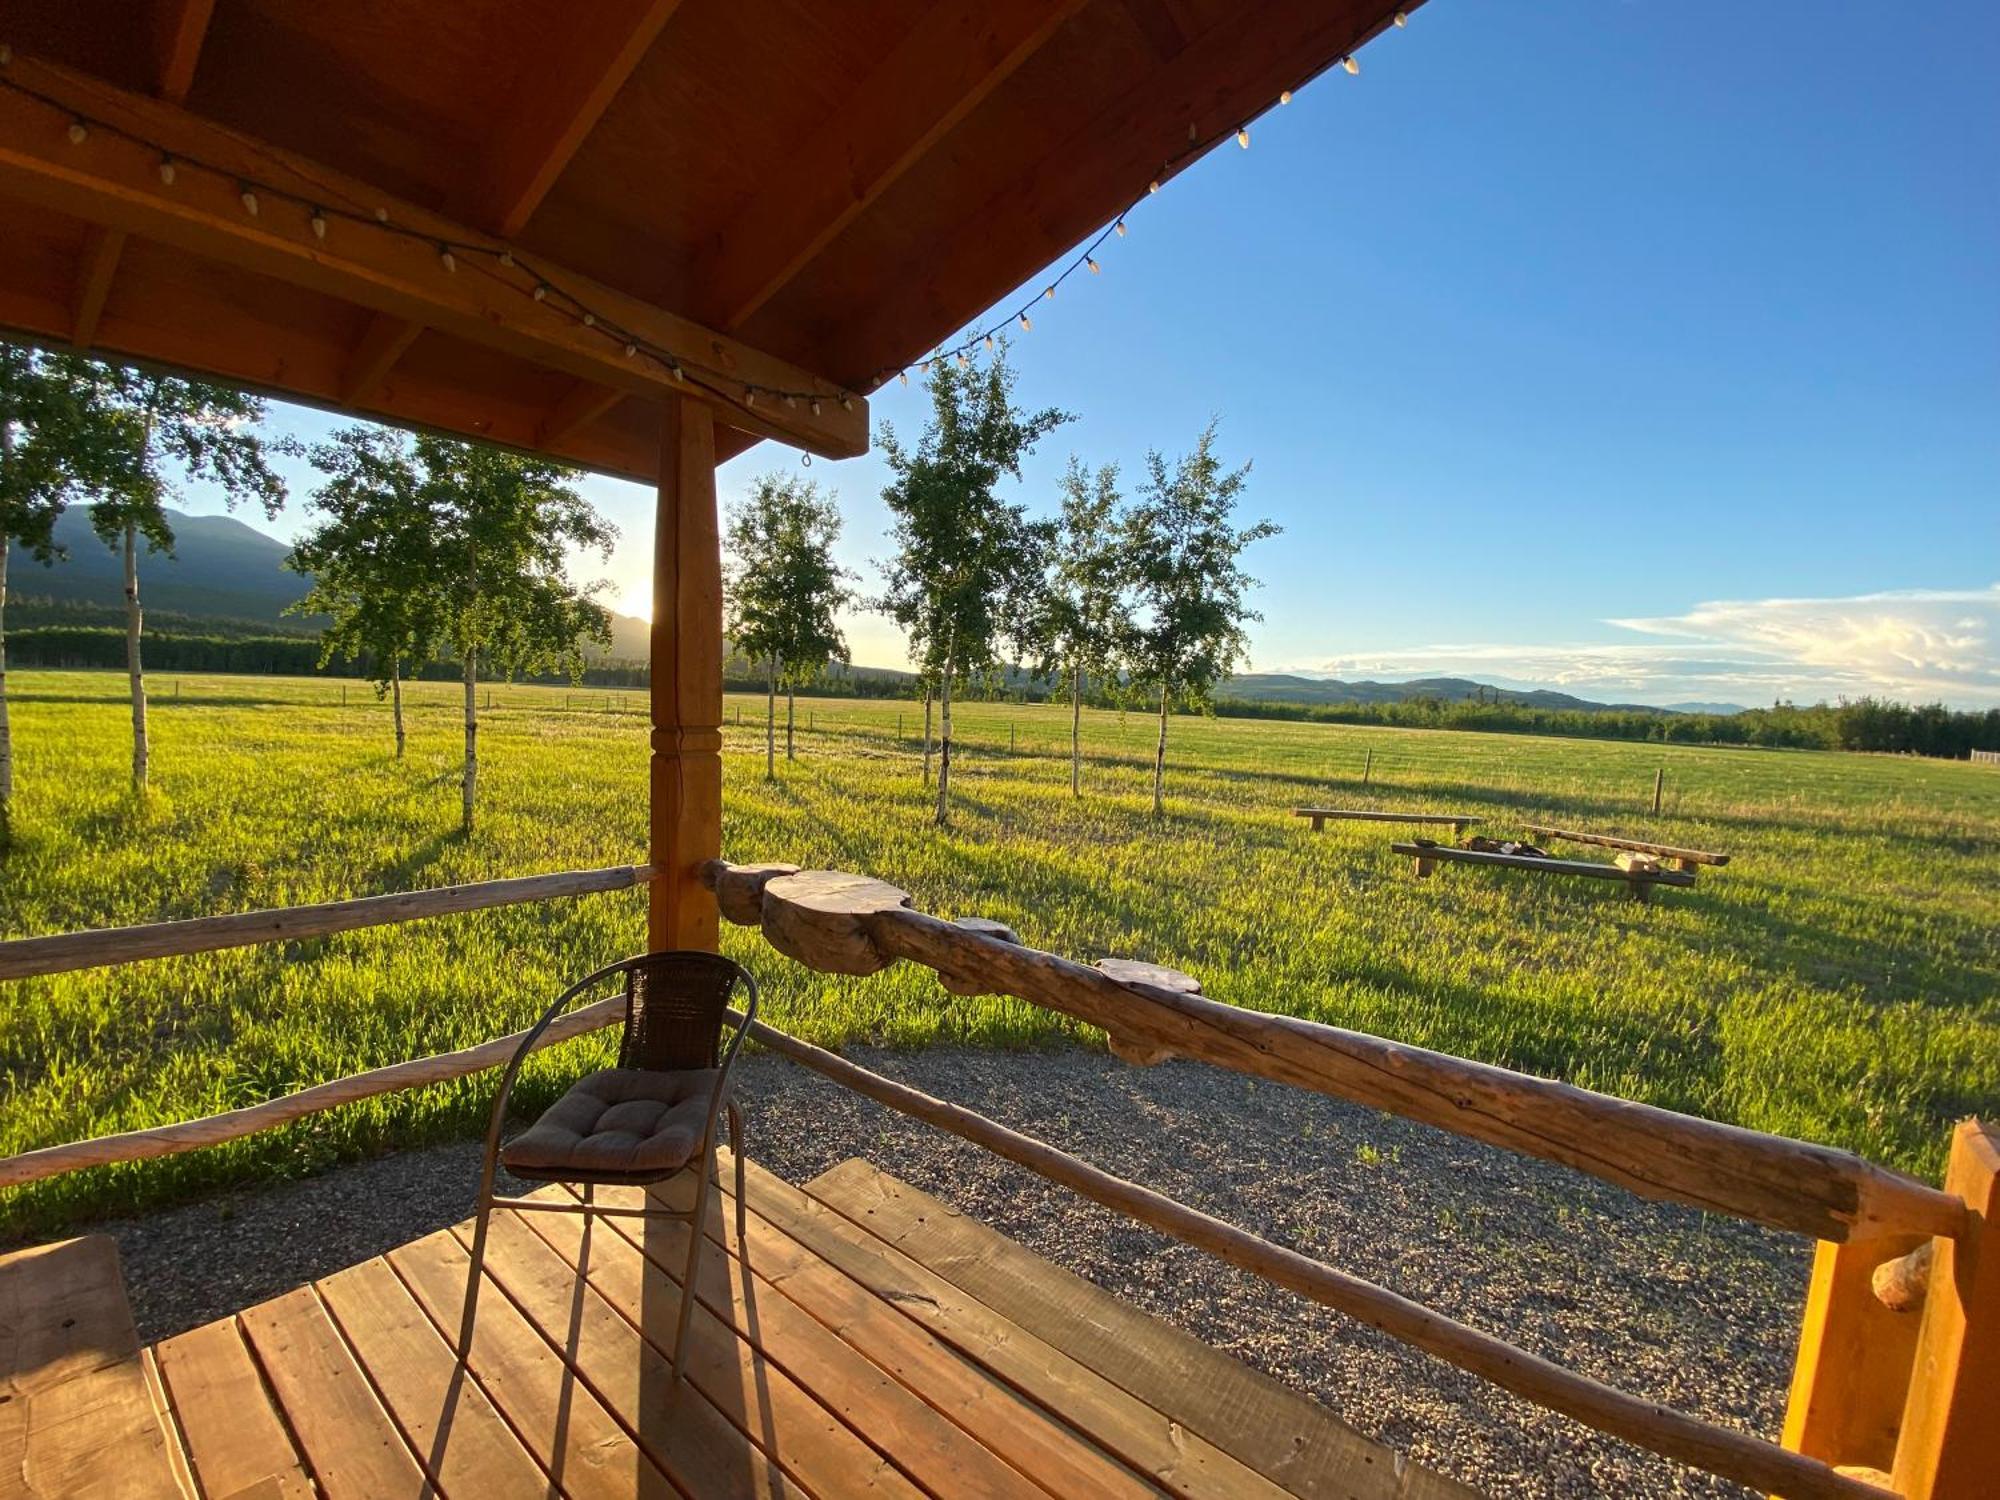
[157,154,176,185]
[438,244,456,272]
[532,282,549,301]
[624,341,639,358]
[239,185,259,216]
[1394,11,1408,25]
[1148,178,1160,194]
[898,371,908,386]
[1342,55,1360,75]
[1018,312,1032,331]
[66,118,86,144]
[1114,218,1126,237]
[374,207,389,223]
[310,208,327,240]
[1086,256,1100,274]
[810,398,822,415]
[1043,284,1055,299]
[744,390,757,407]
[984,333,995,350]
[1279,89,1292,105]
[581,312,595,327]
[498,250,514,268]
[955,351,968,368]
[1236,127,1250,149]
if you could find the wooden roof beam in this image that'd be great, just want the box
[0,53,866,457]
[339,312,424,405]
[536,380,626,448]
[69,0,216,349]
[475,0,682,237]
[692,0,1088,332]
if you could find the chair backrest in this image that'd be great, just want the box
[617,950,749,1071]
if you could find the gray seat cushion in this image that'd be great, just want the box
[502,1067,721,1184]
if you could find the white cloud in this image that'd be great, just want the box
[1299,585,2000,709]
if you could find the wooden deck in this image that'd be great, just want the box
[79,1151,1475,1500]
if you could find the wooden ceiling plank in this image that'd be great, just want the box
[535,379,625,447]
[69,225,126,346]
[824,0,1406,385]
[0,52,867,457]
[152,0,217,103]
[480,0,683,237]
[339,311,423,404]
[695,0,1089,332]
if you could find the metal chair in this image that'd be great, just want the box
[457,950,759,1380]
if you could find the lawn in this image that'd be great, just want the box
[2,669,1996,1235]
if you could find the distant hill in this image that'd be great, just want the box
[1664,700,1749,716]
[8,505,652,659]
[1220,672,1669,714]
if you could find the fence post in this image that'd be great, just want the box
[1781,1232,1926,1475]
[1652,766,1665,814]
[1363,748,1372,786]
[1010,722,1016,752]
[1892,1118,1999,1498]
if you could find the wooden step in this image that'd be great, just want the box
[0,1235,183,1500]
[803,1157,1478,1500]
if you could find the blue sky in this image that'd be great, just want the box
[188,1,1998,707]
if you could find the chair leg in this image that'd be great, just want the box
[671,1138,718,1383]
[726,1099,746,1246]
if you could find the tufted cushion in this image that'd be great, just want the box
[502,1068,722,1184]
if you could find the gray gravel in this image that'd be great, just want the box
[96,1045,1806,1499]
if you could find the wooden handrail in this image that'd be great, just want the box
[705,860,1966,1244]
[0,864,654,981]
[737,1014,1892,1500]
[0,996,626,1190]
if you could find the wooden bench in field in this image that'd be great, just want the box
[0,1235,182,1500]
[1523,825,1730,872]
[1295,808,1481,834]
[1391,841,1698,901]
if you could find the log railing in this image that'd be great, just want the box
[1,857,1990,1496]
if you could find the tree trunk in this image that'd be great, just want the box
[461,648,477,833]
[1070,667,1082,798]
[391,660,406,759]
[934,665,953,827]
[786,686,796,761]
[1152,683,1169,818]
[124,521,148,792]
[921,687,933,787]
[0,506,11,844]
[764,659,776,781]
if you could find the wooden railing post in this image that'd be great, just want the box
[1891,1119,1999,1499]
[1780,1233,1925,1478]
[648,397,722,953]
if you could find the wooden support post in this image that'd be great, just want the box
[648,398,722,953]
[1783,1232,1927,1476]
[1652,766,1665,814]
[1362,747,1372,785]
[1892,1119,2000,1498]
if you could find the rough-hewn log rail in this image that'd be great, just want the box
[703,860,1965,1244]
[733,1015,1893,1500]
[0,864,653,981]
[0,996,625,1190]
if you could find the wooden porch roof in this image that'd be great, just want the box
[0,0,1411,478]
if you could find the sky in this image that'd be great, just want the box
[173,0,1999,709]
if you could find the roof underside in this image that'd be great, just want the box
[0,0,1407,480]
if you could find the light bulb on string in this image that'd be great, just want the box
[983,334,994,351]
[498,250,514,268]
[157,154,176,185]
[1018,313,1032,331]
[810,399,822,415]
[1394,11,1407,25]
[840,395,853,411]
[1236,127,1250,149]
[1114,218,1127,237]
[1043,284,1055,300]
[239,186,259,216]
[310,209,328,241]
[744,390,758,408]
[66,119,87,145]
[1148,178,1160,194]
[438,245,456,272]
[532,283,548,302]
[955,352,968,368]
[625,342,640,359]
[670,362,685,383]
[581,312,595,327]
[898,371,909,386]
[375,207,389,223]
[1342,55,1359,75]
[1279,89,1292,105]
[1086,256,1100,274]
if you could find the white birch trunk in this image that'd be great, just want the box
[786,686,796,760]
[461,648,477,832]
[124,521,148,792]
[921,687,933,787]
[1070,667,1082,798]
[1153,683,1169,818]
[0,518,11,838]
[933,663,953,827]
[765,659,776,781]
[391,660,406,759]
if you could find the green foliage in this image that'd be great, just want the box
[1029,457,1131,694]
[1,671,1994,1237]
[724,472,854,690]
[0,346,122,561]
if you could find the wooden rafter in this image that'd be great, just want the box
[67,0,216,349]
[824,0,1410,383]
[693,0,1087,332]
[339,312,424,405]
[475,0,682,237]
[0,53,866,457]
[535,379,625,448]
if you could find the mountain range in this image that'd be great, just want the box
[7,507,1740,714]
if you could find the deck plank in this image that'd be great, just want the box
[526,1185,1051,1500]
[708,1151,1299,1500]
[237,1286,433,1500]
[598,1175,1162,1500]
[479,1208,921,1498]
[316,1256,552,1497]
[152,1316,316,1500]
[0,1235,180,1500]
[808,1158,1477,1500]
[386,1228,682,1500]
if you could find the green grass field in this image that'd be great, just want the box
[2,669,1996,1234]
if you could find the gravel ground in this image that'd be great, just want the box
[93,1045,1807,1499]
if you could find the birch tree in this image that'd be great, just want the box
[724,473,853,780]
[878,347,1067,826]
[417,436,613,833]
[288,427,443,758]
[63,363,286,791]
[1123,422,1278,817]
[0,347,124,843]
[1031,457,1131,797]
